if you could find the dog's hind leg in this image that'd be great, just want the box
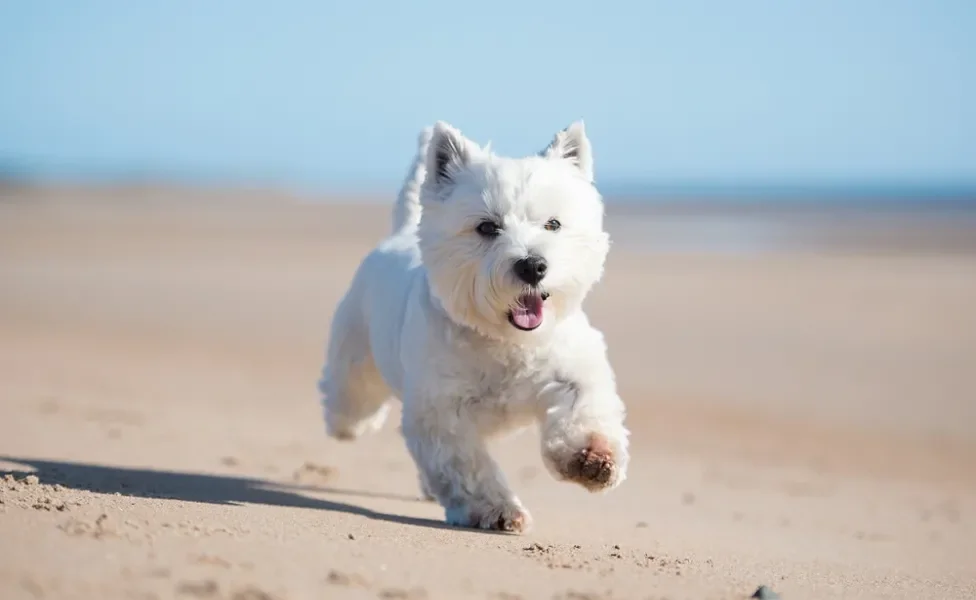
[319,297,392,441]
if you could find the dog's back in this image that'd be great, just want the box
[317,130,433,439]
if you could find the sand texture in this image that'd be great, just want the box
[1,187,975,600]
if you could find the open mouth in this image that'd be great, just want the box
[507,291,549,331]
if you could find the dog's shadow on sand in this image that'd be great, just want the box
[0,456,482,534]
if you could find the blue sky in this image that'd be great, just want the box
[1,1,974,192]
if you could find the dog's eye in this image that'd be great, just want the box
[544,218,561,232]
[476,220,501,238]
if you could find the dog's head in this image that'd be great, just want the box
[418,121,609,341]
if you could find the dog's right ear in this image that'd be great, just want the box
[427,121,478,188]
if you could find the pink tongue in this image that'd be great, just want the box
[511,294,544,329]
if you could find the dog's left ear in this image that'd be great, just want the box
[541,120,593,182]
[427,121,481,189]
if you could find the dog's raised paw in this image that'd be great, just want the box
[566,433,617,491]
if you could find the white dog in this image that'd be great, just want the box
[318,121,629,532]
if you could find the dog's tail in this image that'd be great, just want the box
[392,125,434,233]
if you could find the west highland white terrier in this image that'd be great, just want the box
[318,121,629,532]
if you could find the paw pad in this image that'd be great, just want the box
[566,434,616,490]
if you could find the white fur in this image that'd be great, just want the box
[318,120,630,532]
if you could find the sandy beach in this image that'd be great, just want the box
[1,186,975,600]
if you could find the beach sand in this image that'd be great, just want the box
[1,186,975,599]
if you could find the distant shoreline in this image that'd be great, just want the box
[2,177,976,209]
[3,183,976,257]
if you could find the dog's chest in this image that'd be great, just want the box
[448,347,554,428]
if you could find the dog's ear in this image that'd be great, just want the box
[541,120,593,182]
[427,121,478,188]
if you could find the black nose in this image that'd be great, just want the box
[513,255,548,286]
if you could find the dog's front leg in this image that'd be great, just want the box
[538,377,630,493]
[401,404,532,532]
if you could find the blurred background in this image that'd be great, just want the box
[2,1,975,196]
[2,3,976,598]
